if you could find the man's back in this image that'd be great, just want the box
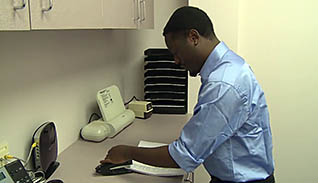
[169,42,274,182]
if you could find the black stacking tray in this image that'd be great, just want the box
[144,48,188,114]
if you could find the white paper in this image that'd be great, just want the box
[128,140,186,177]
[137,140,167,148]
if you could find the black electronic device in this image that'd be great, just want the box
[32,122,60,179]
[95,161,133,176]
[0,160,33,183]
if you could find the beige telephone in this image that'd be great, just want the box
[81,85,135,142]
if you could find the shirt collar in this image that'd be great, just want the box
[200,42,229,82]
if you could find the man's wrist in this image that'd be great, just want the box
[126,145,136,161]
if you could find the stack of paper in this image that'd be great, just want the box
[128,140,186,177]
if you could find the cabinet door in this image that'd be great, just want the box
[138,0,154,29]
[101,0,153,29]
[29,0,104,30]
[102,0,138,29]
[0,0,30,31]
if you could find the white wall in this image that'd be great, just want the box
[190,0,318,183]
[238,1,318,182]
[0,30,125,162]
[0,0,187,168]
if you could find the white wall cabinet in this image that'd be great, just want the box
[29,0,104,30]
[0,0,154,31]
[0,0,30,30]
[138,0,154,29]
[102,0,153,29]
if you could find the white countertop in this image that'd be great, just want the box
[50,114,192,183]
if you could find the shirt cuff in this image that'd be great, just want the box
[168,140,203,172]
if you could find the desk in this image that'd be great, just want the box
[50,114,192,183]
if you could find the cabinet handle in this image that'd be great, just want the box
[42,0,53,12]
[184,172,194,183]
[133,0,140,21]
[13,0,26,10]
[140,0,146,22]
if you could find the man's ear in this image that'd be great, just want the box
[188,29,200,46]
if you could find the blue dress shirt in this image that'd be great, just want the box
[168,42,274,182]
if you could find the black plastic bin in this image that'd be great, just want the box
[144,49,188,114]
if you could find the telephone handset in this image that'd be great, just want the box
[81,85,135,142]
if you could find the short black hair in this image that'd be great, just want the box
[163,6,215,39]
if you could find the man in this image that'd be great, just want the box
[100,6,275,183]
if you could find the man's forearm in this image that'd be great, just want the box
[129,145,180,168]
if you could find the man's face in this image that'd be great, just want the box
[164,32,199,77]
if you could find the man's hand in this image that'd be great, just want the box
[100,145,133,164]
[100,144,179,168]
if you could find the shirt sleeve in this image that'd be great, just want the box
[168,82,249,172]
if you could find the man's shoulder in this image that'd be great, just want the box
[204,62,256,99]
[207,53,250,86]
